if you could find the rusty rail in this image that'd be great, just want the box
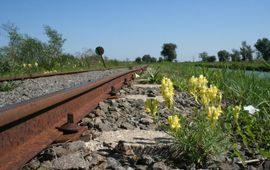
[0,65,147,170]
[0,66,133,82]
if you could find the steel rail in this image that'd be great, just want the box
[0,66,132,82]
[0,65,147,170]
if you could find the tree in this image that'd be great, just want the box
[254,38,270,61]
[19,37,45,63]
[206,56,216,62]
[135,57,142,63]
[199,52,208,61]
[44,25,66,58]
[217,50,230,62]
[230,49,241,61]
[142,54,152,63]
[158,57,163,62]
[1,23,23,61]
[240,41,253,61]
[161,43,177,62]
[150,57,157,63]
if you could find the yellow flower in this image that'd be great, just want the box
[144,98,159,117]
[23,63,26,67]
[28,63,32,67]
[207,105,222,121]
[188,75,208,100]
[188,75,222,106]
[167,115,181,130]
[198,86,209,105]
[34,62,38,67]
[197,75,208,88]
[208,85,219,99]
[232,105,241,120]
[203,85,222,105]
[161,77,174,109]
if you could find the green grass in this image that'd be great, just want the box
[151,62,270,107]
[0,81,17,91]
[194,60,270,72]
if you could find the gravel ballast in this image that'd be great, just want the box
[0,68,128,108]
[22,83,199,170]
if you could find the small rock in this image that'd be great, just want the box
[37,161,53,170]
[135,165,148,170]
[98,102,109,112]
[95,109,106,117]
[53,152,89,170]
[92,161,107,170]
[85,140,104,152]
[119,89,125,94]
[66,140,86,152]
[52,146,68,157]
[152,161,169,170]
[88,112,96,118]
[91,130,101,138]
[137,155,154,165]
[108,99,119,107]
[219,162,235,170]
[120,122,135,130]
[80,129,93,141]
[24,159,40,169]
[212,155,226,163]
[38,148,56,161]
[97,122,111,131]
[94,117,102,124]
[81,117,93,126]
[109,106,117,111]
[133,99,144,108]
[86,153,105,167]
[119,101,130,109]
[115,141,134,155]
[106,157,125,170]
[147,93,156,97]
[140,117,154,125]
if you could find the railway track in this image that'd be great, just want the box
[0,66,128,82]
[0,65,147,170]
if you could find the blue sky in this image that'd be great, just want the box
[0,0,270,61]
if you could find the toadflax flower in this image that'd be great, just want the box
[207,105,222,122]
[144,98,159,117]
[167,115,181,130]
[243,105,260,115]
[160,77,174,109]
[188,75,222,106]
[232,105,241,120]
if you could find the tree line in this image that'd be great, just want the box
[199,39,270,62]
[135,43,177,63]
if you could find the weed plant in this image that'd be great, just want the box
[0,81,17,91]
